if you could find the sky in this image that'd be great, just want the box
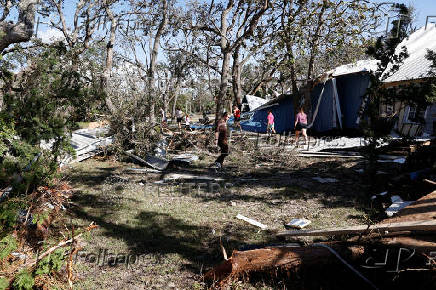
[36,0,436,41]
[409,0,436,27]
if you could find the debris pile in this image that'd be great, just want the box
[0,180,97,289]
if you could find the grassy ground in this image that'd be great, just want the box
[63,146,373,289]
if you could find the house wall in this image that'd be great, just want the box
[424,103,436,135]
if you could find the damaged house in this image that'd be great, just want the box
[308,60,379,133]
[381,25,436,137]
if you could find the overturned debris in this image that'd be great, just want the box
[125,149,169,171]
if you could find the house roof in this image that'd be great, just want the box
[383,25,436,83]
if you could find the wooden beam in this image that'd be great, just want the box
[277,220,436,237]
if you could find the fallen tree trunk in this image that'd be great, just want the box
[205,245,365,287]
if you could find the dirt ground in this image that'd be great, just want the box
[61,138,381,290]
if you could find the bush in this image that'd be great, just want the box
[12,270,34,290]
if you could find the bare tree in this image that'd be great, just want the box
[272,0,387,113]
[191,0,270,125]
[0,0,39,53]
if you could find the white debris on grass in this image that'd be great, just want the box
[236,214,268,230]
[171,154,199,163]
[302,137,368,153]
[286,218,312,229]
[163,173,224,182]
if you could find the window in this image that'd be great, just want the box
[386,104,394,116]
[407,106,427,123]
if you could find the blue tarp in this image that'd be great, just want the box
[240,96,294,134]
[311,73,370,133]
[336,74,371,129]
[311,81,335,132]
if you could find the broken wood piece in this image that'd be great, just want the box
[277,219,436,237]
[298,154,363,158]
[423,179,436,185]
[236,214,267,230]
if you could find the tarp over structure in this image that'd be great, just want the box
[241,94,268,112]
[240,94,294,134]
[309,60,377,133]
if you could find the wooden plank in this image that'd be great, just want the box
[277,219,436,237]
[236,214,267,230]
[297,154,363,158]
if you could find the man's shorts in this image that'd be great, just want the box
[267,123,274,131]
[177,117,183,123]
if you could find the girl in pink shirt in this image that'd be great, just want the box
[267,110,276,135]
[294,107,308,145]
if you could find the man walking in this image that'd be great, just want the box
[213,112,230,170]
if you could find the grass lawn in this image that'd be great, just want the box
[64,150,371,289]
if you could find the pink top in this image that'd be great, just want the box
[267,113,274,125]
[296,112,307,124]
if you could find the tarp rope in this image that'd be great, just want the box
[332,78,343,129]
[312,243,379,290]
[307,81,327,129]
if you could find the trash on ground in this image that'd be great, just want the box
[125,167,161,173]
[163,173,224,182]
[236,214,268,230]
[285,218,312,229]
[386,201,413,217]
[171,153,199,164]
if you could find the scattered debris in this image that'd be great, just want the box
[236,214,268,230]
[298,153,363,158]
[385,195,413,217]
[125,149,169,171]
[125,167,161,173]
[285,218,311,229]
[170,153,199,164]
[163,173,224,182]
[377,157,406,164]
[54,127,113,166]
[312,177,338,183]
